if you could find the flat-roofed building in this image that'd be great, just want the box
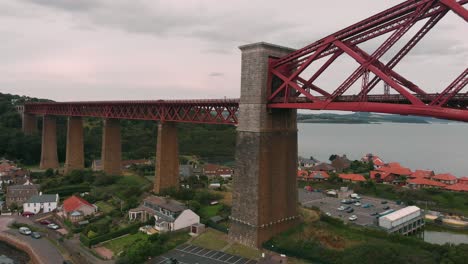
[378,206,424,235]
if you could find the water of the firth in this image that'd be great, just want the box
[298,123,468,177]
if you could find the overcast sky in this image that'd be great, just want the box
[1,0,466,101]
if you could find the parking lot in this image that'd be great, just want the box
[299,188,405,226]
[150,244,257,264]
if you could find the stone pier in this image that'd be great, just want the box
[64,117,84,174]
[22,113,37,135]
[154,122,179,193]
[228,42,299,248]
[40,116,59,169]
[101,118,121,175]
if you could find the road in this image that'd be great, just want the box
[0,216,64,263]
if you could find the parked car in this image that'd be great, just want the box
[362,203,373,208]
[39,219,52,225]
[47,223,60,230]
[345,208,354,213]
[341,199,353,204]
[383,206,390,210]
[381,201,388,204]
[31,232,41,239]
[19,227,31,235]
[354,202,361,206]
[370,212,379,216]
[349,215,358,221]
[337,206,345,211]
[21,211,35,217]
[325,212,332,216]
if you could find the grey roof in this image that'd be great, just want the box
[26,194,57,204]
[311,172,326,179]
[144,196,186,212]
[210,215,224,223]
[7,184,39,191]
[154,211,175,222]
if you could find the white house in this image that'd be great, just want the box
[23,193,59,214]
[129,195,200,232]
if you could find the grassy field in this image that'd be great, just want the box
[191,229,229,251]
[211,190,233,206]
[101,232,148,254]
[95,201,116,214]
[199,204,223,219]
[225,243,261,259]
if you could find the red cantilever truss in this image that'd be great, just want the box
[23,99,239,125]
[268,0,468,122]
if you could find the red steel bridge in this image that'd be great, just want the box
[22,0,468,123]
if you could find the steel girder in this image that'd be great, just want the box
[268,0,468,122]
[23,99,239,125]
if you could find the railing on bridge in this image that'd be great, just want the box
[23,99,239,125]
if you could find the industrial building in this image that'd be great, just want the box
[378,206,424,235]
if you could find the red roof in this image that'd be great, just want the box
[339,173,366,182]
[458,177,468,184]
[410,170,434,179]
[63,195,93,213]
[445,183,468,192]
[377,163,412,176]
[370,171,391,180]
[408,178,447,187]
[433,173,457,182]
[297,170,308,177]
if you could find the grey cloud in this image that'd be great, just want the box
[209,72,224,77]
[20,0,300,47]
[201,48,231,55]
[22,0,99,11]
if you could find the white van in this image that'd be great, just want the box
[19,227,31,235]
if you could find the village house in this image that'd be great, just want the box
[297,170,309,181]
[432,173,457,185]
[445,183,468,192]
[308,171,330,181]
[23,193,59,214]
[129,195,200,233]
[298,156,320,169]
[370,171,395,184]
[457,177,468,185]
[0,160,30,187]
[62,195,97,222]
[377,163,412,175]
[331,155,351,172]
[407,178,446,190]
[202,164,234,179]
[361,154,385,169]
[339,173,366,183]
[297,170,329,181]
[6,184,39,208]
[311,163,336,172]
[409,170,435,179]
